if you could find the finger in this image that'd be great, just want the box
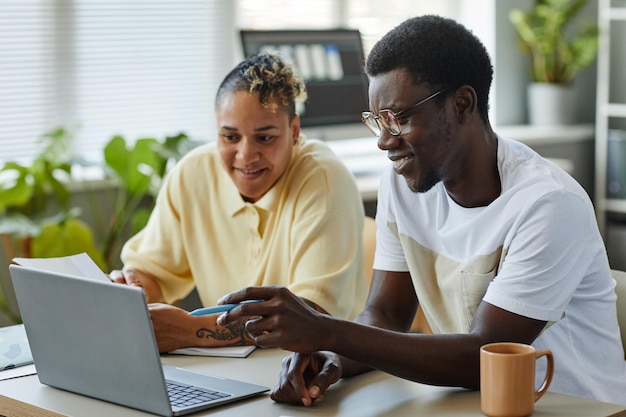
[270,354,313,405]
[307,355,342,398]
[270,357,303,405]
[108,270,124,283]
[217,286,269,305]
[217,285,292,307]
[244,316,285,349]
[288,353,320,406]
[217,301,267,326]
[122,269,143,286]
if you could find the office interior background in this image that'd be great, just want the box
[1,0,625,325]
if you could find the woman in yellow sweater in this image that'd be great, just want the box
[110,53,367,353]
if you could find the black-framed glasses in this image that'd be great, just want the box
[361,89,445,136]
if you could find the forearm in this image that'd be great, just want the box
[150,305,254,352]
[189,315,254,347]
[336,294,418,378]
[330,317,483,389]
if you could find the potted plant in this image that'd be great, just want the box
[0,128,102,323]
[509,0,599,125]
[0,128,201,324]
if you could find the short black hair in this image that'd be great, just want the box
[366,15,493,123]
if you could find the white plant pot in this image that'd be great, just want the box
[527,82,576,126]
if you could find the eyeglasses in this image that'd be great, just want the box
[361,89,445,136]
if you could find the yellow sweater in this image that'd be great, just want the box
[121,139,367,319]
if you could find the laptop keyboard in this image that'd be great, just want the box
[166,380,232,407]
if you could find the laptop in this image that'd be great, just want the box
[9,264,269,416]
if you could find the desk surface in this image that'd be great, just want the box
[1,347,624,417]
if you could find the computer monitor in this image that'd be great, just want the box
[239,29,370,132]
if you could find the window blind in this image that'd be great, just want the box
[1,0,459,164]
[0,0,235,164]
[235,0,455,56]
[0,1,57,163]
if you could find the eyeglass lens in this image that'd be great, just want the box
[361,89,444,136]
[361,111,401,136]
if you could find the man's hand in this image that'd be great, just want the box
[216,286,333,352]
[271,351,342,407]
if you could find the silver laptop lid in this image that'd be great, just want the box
[10,264,177,415]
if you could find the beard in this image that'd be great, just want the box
[406,169,440,193]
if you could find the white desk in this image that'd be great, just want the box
[1,347,624,417]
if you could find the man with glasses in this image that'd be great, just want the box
[217,15,626,406]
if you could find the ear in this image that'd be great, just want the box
[453,85,478,124]
[290,114,301,144]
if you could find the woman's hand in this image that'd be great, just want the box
[149,303,255,353]
[148,303,198,352]
[108,268,164,303]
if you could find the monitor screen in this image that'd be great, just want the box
[239,29,370,128]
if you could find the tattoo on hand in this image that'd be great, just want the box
[196,318,248,343]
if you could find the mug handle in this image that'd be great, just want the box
[534,349,554,402]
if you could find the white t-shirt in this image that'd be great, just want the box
[374,135,626,405]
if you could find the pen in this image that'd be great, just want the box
[188,300,263,316]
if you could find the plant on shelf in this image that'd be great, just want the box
[509,0,599,84]
[509,0,599,125]
[0,128,201,323]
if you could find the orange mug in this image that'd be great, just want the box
[480,342,554,417]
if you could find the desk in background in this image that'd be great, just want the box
[1,347,624,417]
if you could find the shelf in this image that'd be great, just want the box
[594,0,626,234]
[604,199,626,214]
[606,103,626,118]
[608,7,626,20]
[495,124,594,146]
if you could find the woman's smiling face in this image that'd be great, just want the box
[216,91,300,203]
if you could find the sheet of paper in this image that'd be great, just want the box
[12,253,109,282]
[0,363,36,381]
[168,345,257,358]
[0,324,33,371]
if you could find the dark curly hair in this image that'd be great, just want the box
[366,15,493,123]
[215,53,307,120]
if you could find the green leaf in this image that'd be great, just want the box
[31,218,107,271]
[509,0,598,83]
[42,165,71,209]
[131,208,152,234]
[103,135,129,179]
[0,177,33,213]
[125,138,160,195]
[104,136,160,196]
